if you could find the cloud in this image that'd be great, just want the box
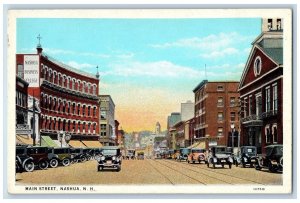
[43,48,110,59]
[66,61,96,69]
[200,47,239,59]
[150,32,249,51]
[106,60,204,78]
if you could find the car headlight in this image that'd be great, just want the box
[100,156,105,161]
[112,156,116,160]
[243,157,248,162]
[213,158,217,163]
[228,157,233,162]
[116,157,120,162]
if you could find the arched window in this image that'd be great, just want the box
[93,107,97,117]
[72,79,75,90]
[68,120,71,132]
[82,122,86,133]
[88,123,91,133]
[58,74,61,86]
[88,106,91,116]
[93,85,96,95]
[88,83,91,94]
[72,121,76,132]
[77,104,80,115]
[82,105,86,116]
[72,103,76,114]
[53,98,57,111]
[63,120,66,131]
[67,78,70,89]
[77,121,81,133]
[93,123,96,134]
[63,101,66,113]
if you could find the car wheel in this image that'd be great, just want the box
[213,163,216,169]
[192,161,195,164]
[97,165,103,172]
[116,166,121,172]
[38,160,48,170]
[187,160,190,164]
[268,163,276,173]
[62,158,70,166]
[255,164,261,170]
[250,163,254,168]
[207,162,209,168]
[235,162,239,167]
[242,163,246,168]
[229,163,232,169]
[81,156,86,162]
[24,160,35,172]
[221,163,224,168]
[49,159,59,168]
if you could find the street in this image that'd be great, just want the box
[16,158,282,185]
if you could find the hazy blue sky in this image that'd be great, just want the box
[17,18,261,132]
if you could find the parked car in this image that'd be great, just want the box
[16,145,34,172]
[53,147,72,166]
[173,150,180,160]
[177,148,191,162]
[26,146,50,170]
[137,152,145,160]
[96,146,122,172]
[206,146,234,169]
[126,149,136,160]
[47,147,59,168]
[235,146,257,168]
[166,150,175,159]
[254,144,283,173]
[70,148,86,163]
[187,148,206,164]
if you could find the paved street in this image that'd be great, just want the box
[16,159,282,185]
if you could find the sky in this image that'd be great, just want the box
[17,18,261,132]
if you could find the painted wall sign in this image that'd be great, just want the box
[24,55,39,87]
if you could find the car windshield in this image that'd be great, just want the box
[180,149,190,154]
[215,147,226,153]
[192,149,205,153]
[102,149,118,156]
[243,147,256,155]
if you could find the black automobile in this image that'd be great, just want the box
[177,148,191,162]
[126,149,135,160]
[70,148,86,163]
[26,146,50,170]
[96,146,122,172]
[53,147,72,166]
[47,147,59,168]
[235,146,257,168]
[137,152,145,160]
[254,144,283,173]
[16,145,35,173]
[206,146,234,169]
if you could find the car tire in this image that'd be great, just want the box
[38,160,48,170]
[213,163,216,169]
[268,162,276,173]
[187,160,190,164]
[116,166,121,172]
[81,156,86,162]
[192,161,195,164]
[255,164,261,170]
[24,160,35,172]
[49,159,59,168]
[221,163,224,168]
[229,163,232,169]
[97,165,103,172]
[62,158,70,166]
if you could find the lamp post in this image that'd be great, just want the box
[230,123,235,148]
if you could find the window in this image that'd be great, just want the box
[272,124,278,143]
[93,107,97,117]
[266,87,271,112]
[88,106,91,116]
[217,97,224,107]
[72,79,75,90]
[77,104,80,115]
[73,121,76,132]
[77,122,81,133]
[93,85,96,95]
[88,123,91,133]
[273,84,278,111]
[217,85,224,91]
[217,112,223,122]
[268,18,273,30]
[72,103,76,114]
[256,94,262,117]
[17,64,24,78]
[277,19,282,30]
[254,56,262,77]
[101,110,106,120]
[230,97,235,107]
[82,105,86,116]
[67,102,71,113]
[249,96,252,116]
[100,124,106,137]
[265,125,271,143]
[230,112,235,121]
[218,127,223,137]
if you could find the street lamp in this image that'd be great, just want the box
[230,123,235,148]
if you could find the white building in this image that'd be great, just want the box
[181,100,194,121]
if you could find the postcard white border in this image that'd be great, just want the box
[7,8,292,194]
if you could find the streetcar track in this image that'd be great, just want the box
[146,158,175,185]
[163,159,266,185]
[153,159,232,185]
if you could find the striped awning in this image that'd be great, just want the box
[82,141,102,148]
[16,134,33,145]
[188,141,206,149]
[41,136,59,147]
[68,140,86,148]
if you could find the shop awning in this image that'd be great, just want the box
[68,140,86,148]
[41,136,59,147]
[82,141,102,148]
[188,141,206,149]
[16,134,33,145]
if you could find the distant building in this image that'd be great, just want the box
[181,100,194,121]
[239,18,283,154]
[193,80,240,149]
[99,95,116,146]
[155,122,161,134]
[167,112,181,129]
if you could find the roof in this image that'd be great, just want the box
[259,47,283,64]
[42,53,98,80]
[193,80,208,93]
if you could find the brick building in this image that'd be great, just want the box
[238,18,283,154]
[16,43,100,146]
[193,80,240,149]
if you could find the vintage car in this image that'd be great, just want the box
[16,145,35,172]
[173,150,180,160]
[187,148,206,164]
[47,147,59,168]
[70,148,87,163]
[254,144,283,173]
[26,146,50,170]
[166,149,175,159]
[235,146,257,168]
[96,146,122,172]
[126,149,136,160]
[206,146,234,169]
[137,152,145,160]
[177,148,191,162]
[53,147,72,166]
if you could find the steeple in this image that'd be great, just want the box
[36,34,43,55]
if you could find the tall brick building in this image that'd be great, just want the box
[193,80,240,149]
[16,42,100,146]
[239,18,283,154]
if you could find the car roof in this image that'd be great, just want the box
[265,144,283,148]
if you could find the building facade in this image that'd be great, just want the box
[155,122,161,134]
[193,80,240,149]
[239,18,283,154]
[181,100,194,121]
[99,95,116,146]
[16,44,100,145]
[16,76,29,126]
